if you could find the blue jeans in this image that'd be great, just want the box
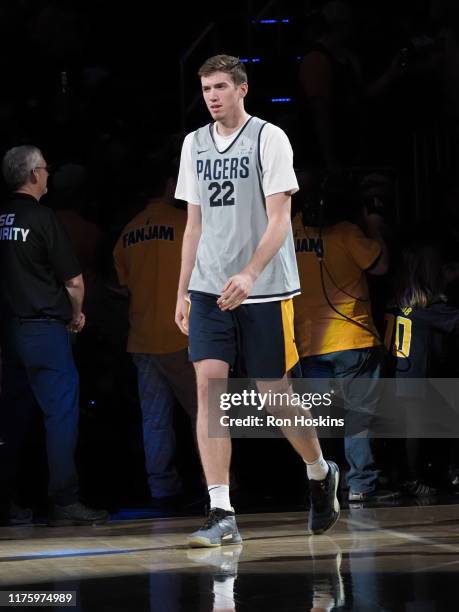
[132,351,197,498]
[301,347,383,494]
[0,320,79,505]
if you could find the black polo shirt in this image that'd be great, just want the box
[0,193,81,321]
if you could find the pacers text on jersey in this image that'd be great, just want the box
[196,156,250,181]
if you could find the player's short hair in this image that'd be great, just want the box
[198,54,247,85]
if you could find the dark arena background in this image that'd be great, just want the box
[1,1,459,610]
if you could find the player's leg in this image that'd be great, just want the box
[188,358,242,547]
[256,375,340,535]
[194,358,231,487]
[240,299,340,535]
[187,292,241,547]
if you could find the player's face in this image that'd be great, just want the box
[201,72,247,121]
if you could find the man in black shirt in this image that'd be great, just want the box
[0,145,108,526]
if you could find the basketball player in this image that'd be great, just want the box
[175,54,339,547]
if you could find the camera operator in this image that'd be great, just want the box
[292,171,398,502]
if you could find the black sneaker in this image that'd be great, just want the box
[48,502,109,526]
[308,461,340,535]
[348,488,400,503]
[188,508,242,548]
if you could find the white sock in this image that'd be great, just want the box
[208,484,232,511]
[213,576,235,610]
[305,453,329,481]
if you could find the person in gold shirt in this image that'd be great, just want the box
[293,173,398,503]
[113,150,197,509]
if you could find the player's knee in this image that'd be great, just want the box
[195,361,228,387]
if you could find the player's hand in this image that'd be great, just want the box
[175,294,190,335]
[68,312,85,333]
[218,273,254,311]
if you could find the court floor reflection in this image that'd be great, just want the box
[0,502,458,611]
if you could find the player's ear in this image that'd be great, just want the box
[239,82,248,98]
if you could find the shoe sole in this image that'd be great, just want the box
[187,532,243,548]
[310,461,340,536]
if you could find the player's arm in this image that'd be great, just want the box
[175,203,202,334]
[217,192,291,311]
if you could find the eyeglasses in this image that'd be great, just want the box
[33,165,52,173]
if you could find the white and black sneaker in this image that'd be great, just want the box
[308,461,340,535]
[188,508,242,548]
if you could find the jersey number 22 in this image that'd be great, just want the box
[209,181,235,207]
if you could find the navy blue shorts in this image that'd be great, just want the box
[188,291,299,379]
